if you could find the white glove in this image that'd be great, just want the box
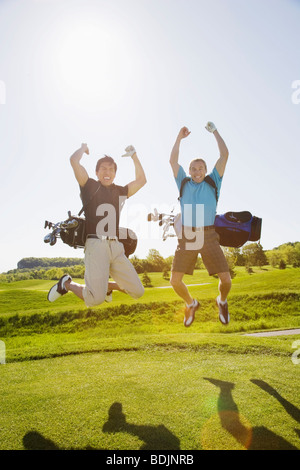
[205,122,217,133]
[122,145,136,158]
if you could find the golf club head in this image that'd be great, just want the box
[49,232,57,246]
[44,233,52,243]
[67,219,79,228]
[61,219,78,229]
[50,237,57,246]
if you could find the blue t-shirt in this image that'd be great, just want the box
[175,165,222,227]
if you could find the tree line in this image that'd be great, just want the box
[1,242,299,282]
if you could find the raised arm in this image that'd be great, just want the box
[169,127,191,177]
[122,146,147,198]
[70,143,90,187]
[205,122,229,177]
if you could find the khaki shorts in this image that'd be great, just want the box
[172,227,229,276]
[83,238,144,307]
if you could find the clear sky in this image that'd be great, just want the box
[0,0,299,273]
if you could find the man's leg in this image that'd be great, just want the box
[109,241,144,299]
[170,271,199,326]
[107,281,125,293]
[170,271,193,306]
[47,239,110,306]
[216,271,231,325]
[81,238,110,306]
[199,229,231,325]
[170,243,199,326]
[63,277,118,302]
[217,271,232,302]
[65,279,84,300]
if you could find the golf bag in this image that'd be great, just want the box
[179,177,262,248]
[44,184,138,257]
[214,211,262,248]
[59,215,86,249]
[60,213,137,256]
[44,212,137,257]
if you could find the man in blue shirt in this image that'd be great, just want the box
[169,122,231,326]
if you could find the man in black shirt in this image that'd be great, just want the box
[48,143,146,306]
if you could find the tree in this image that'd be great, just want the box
[146,249,165,272]
[162,266,170,280]
[223,248,237,279]
[242,243,267,267]
[279,259,286,270]
[267,250,282,267]
[142,271,153,288]
[266,242,300,267]
[164,255,174,271]
[130,256,146,274]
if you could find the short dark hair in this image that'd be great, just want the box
[95,155,117,173]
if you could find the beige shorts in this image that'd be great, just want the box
[83,238,144,307]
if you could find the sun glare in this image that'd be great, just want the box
[54,18,130,109]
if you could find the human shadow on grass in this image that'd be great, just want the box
[204,378,298,450]
[23,431,59,450]
[102,402,180,450]
[251,379,300,424]
[251,379,300,445]
[22,430,104,450]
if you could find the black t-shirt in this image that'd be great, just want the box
[80,178,128,236]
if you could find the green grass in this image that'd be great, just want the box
[1,266,299,316]
[1,348,299,450]
[0,266,299,450]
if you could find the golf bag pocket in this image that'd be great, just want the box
[60,216,87,249]
[214,211,262,248]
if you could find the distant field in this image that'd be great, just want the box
[1,265,300,314]
[0,266,299,450]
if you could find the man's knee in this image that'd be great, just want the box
[218,271,232,287]
[125,279,145,299]
[170,272,184,287]
[83,288,106,307]
[131,283,145,299]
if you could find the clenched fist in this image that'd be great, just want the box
[81,143,89,155]
[178,127,191,140]
[205,122,217,133]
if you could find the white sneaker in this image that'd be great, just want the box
[47,274,72,302]
[105,290,112,302]
[184,299,200,327]
[216,296,230,325]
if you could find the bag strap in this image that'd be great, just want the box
[178,177,191,200]
[78,183,101,217]
[204,175,219,203]
[178,175,219,202]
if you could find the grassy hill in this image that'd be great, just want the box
[0,266,299,450]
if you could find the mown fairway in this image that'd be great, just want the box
[0,267,299,450]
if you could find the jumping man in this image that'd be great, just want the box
[169,122,231,326]
[48,144,146,306]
